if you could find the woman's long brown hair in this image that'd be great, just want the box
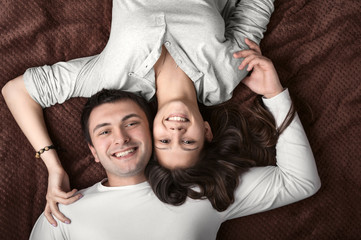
[145,95,295,211]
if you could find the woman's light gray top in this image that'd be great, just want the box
[24,0,274,107]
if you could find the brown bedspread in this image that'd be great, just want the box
[1,0,360,239]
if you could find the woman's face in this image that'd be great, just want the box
[153,100,213,169]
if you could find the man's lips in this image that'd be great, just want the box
[112,147,138,158]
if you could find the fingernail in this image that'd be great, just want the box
[65,220,70,224]
[52,223,56,227]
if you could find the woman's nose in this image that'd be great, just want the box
[166,122,186,131]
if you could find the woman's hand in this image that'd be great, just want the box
[44,169,83,227]
[234,39,283,98]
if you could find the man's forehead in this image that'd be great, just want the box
[90,100,146,124]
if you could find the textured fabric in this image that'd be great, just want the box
[30,91,320,239]
[23,0,274,107]
[1,0,360,240]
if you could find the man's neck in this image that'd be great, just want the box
[105,174,147,187]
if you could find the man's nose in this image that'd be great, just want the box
[114,129,130,144]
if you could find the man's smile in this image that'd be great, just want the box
[112,147,138,158]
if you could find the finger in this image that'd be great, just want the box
[54,193,83,205]
[239,55,258,70]
[52,188,78,199]
[245,38,261,54]
[49,201,71,224]
[233,49,260,59]
[247,56,272,71]
[246,58,260,71]
[44,203,58,227]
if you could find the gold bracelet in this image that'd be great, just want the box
[35,145,56,158]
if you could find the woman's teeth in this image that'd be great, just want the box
[168,116,188,122]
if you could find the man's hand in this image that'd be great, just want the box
[44,169,82,227]
[234,38,283,98]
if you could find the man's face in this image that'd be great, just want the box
[87,100,152,186]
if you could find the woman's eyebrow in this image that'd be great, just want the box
[154,146,199,151]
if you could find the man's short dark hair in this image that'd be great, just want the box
[81,89,153,146]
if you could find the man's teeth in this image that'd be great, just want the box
[115,148,135,157]
[168,116,188,122]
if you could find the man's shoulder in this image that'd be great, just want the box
[77,181,102,195]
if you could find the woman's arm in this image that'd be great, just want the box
[224,89,321,220]
[223,0,275,49]
[2,76,82,226]
[222,41,321,220]
[24,55,100,108]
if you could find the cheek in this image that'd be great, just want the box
[152,123,163,139]
[93,138,111,153]
[192,126,205,141]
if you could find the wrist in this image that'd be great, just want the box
[40,151,63,172]
[263,87,284,99]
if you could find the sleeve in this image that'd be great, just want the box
[222,0,275,49]
[23,54,101,108]
[222,89,321,220]
[29,213,66,240]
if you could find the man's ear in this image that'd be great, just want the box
[204,121,213,142]
[88,143,100,163]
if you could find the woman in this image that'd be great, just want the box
[2,0,277,226]
[146,40,294,211]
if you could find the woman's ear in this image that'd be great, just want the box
[88,143,100,163]
[204,121,213,142]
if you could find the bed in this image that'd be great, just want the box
[0,0,360,239]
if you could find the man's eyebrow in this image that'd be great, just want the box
[93,123,111,134]
[122,113,141,122]
[92,113,141,133]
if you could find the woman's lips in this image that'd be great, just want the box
[166,114,189,122]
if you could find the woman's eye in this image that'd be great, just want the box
[183,140,195,144]
[160,139,170,144]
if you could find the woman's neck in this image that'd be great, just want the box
[155,46,198,109]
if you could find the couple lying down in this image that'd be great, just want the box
[3,43,320,239]
[2,1,320,239]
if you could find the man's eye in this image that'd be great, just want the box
[183,140,195,144]
[160,139,170,144]
[126,122,139,127]
[99,130,110,136]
